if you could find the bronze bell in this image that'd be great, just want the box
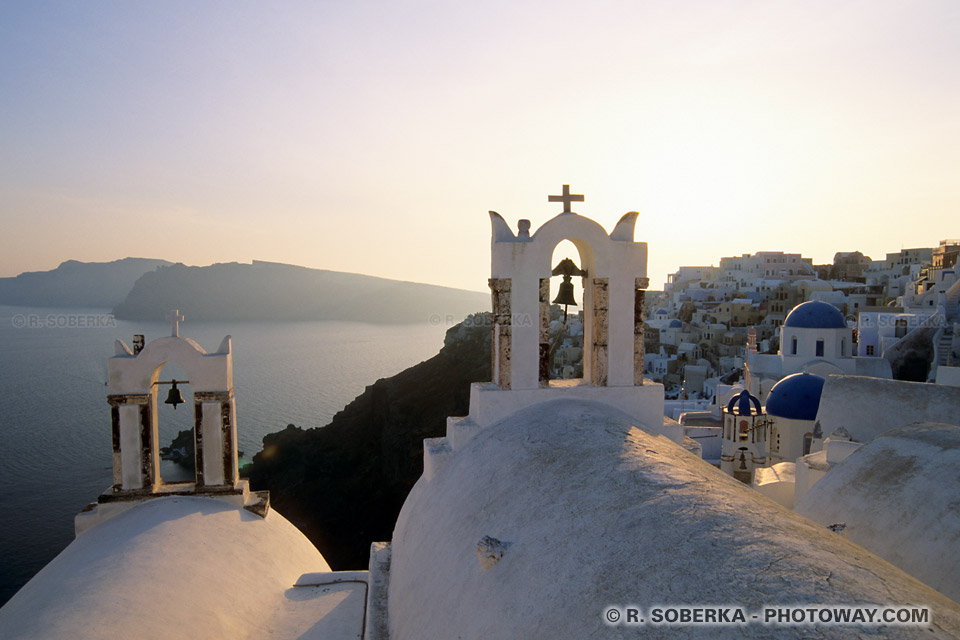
[165,379,185,410]
[552,275,578,307]
[551,257,583,308]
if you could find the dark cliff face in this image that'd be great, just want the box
[245,313,491,569]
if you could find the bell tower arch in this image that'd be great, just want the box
[426,186,676,483]
[77,311,268,534]
[106,313,239,494]
[489,185,650,390]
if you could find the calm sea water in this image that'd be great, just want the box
[0,306,449,605]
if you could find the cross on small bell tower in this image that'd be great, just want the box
[166,309,185,337]
[548,184,584,214]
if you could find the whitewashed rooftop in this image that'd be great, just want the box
[0,496,368,640]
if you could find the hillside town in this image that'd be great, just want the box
[548,240,959,398]
[640,240,960,398]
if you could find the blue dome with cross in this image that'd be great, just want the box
[765,373,826,421]
[783,301,846,329]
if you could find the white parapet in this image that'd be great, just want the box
[794,450,830,505]
[825,438,863,465]
[466,380,671,441]
[75,480,260,536]
[446,416,481,451]
[753,462,797,510]
[366,542,392,640]
[423,437,452,482]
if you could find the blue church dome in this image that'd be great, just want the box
[726,389,761,416]
[765,373,825,421]
[783,301,846,329]
[668,319,682,328]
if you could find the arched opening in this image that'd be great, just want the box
[154,362,196,484]
[734,446,752,484]
[547,240,586,381]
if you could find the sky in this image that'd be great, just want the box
[1,0,958,292]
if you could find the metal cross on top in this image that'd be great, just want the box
[166,309,185,338]
[548,184,584,214]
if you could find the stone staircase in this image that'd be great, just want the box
[948,289,960,321]
[929,325,958,381]
[936,328,953,366]
[945,325,960,367]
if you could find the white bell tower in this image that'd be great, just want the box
[75,311,268,535]
[423,187,679,482]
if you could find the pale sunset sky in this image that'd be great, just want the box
[1,1,957,292]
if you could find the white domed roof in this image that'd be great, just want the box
[0,497,330,639]
[797,423,960,602]
[388,400,960,639]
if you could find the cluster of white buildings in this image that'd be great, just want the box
[2,196,959,638]
[646,240,960,399]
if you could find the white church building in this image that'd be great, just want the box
[745,300,891,400]
[3,189,960,639]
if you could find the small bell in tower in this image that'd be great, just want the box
[165,379,185,410]
[552,277,577,307]
[551,257,583,322]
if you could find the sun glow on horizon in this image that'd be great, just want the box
[0,1,957,291]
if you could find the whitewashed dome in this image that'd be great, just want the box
[388,400,960,639]
[0,497,330,639]
[797,423,960,603]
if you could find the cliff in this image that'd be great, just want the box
[0,258,171,308]
[113,260,489,323]
[244,313,491,569]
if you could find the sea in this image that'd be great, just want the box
[0,305,450,606]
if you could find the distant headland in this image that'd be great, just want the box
[0,258,490,324]
[0,258,172,308]
[112,260,489,324]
